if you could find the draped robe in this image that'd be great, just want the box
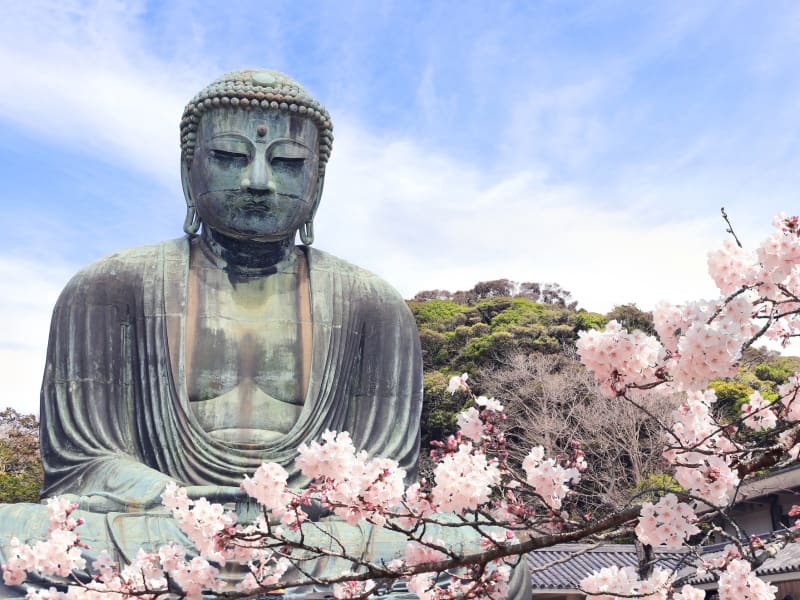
[0,238,422,594]
[40,238,421,499]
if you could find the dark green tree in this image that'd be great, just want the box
[605,303,656,335]
[0,408,42,503]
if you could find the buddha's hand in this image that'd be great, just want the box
[180,486,294,525]
[183,485,247,503]
[183,485,255,524]
[60,491,167,513]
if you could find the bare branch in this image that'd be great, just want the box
[721,206,743,248]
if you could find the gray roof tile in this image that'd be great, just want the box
[527,544,688,591]
[688,539,800,584]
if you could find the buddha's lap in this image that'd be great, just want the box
[0,502,530,598]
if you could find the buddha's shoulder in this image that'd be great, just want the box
[58,239,187,303]
[306,247,407,305]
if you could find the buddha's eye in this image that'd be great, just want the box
[271,156,305,173]
[209,149,249,166]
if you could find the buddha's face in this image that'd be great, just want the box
[187,108,320,242]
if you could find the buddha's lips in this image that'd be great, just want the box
[231,192,303,208]
[240,201,271,211]
[228,195,273,211]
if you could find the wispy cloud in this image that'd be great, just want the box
[0,258,72,414]
[0,2,206,185]
[319,118,721,309]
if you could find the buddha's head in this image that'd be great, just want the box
[179,69,334,245]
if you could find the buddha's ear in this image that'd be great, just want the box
[299,173,324,246]
[181,159,201,235]
[181,159,193,206]
[308,172,325,222]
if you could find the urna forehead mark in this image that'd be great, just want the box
[247,114,315,141]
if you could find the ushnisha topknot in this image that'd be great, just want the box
[179,68,334,171]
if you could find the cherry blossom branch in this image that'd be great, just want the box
[720,206,743,248]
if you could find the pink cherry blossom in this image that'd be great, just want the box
[742,391,778,431]
[707,239,759,295]
[718,559,777,599]
[779,373,800,422]
[522,445,580,510]
[432,443,500,514]
[580,565,671,600]
[635,494,700,549]
[577,321,663,397]
[457,406,484,440]
[672,585,706,600]
[241,462,293,518]
[447,373,469,394]
[475,396,503,412]
[332,576,375,599]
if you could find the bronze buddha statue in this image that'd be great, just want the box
[0,68,420,592]
[0,69,528,599]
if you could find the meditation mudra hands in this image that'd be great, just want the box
[60,485,245,513]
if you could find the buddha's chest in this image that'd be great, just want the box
[184,261,311,444]
[187,313,304,401]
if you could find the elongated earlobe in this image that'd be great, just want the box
[299,220,314,245]
[181,160,202,235]
[299,173,325,245]
[183,204,201,235]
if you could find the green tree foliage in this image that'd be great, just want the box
[409,299,466,330]
[574,311,607,332]
[632,473,684,503]
[408,280,800,498]
[604,303,656,335]
[419,372,470,451]
[707,380,755,420]
[0,408,42,503]
[409,282,604,375]
[408,279,605,451]
[708,347,800,421]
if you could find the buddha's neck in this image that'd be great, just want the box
[198,228,297,276]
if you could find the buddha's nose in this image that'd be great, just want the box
[242,154,276,194]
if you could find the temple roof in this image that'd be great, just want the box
[527,544,688,592]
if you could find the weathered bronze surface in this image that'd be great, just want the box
[0,69,528,598]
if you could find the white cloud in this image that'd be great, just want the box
[0,2,204,186]
[318,117,722,311]
[503,76,613,171]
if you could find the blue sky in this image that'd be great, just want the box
[2,1,800,413]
